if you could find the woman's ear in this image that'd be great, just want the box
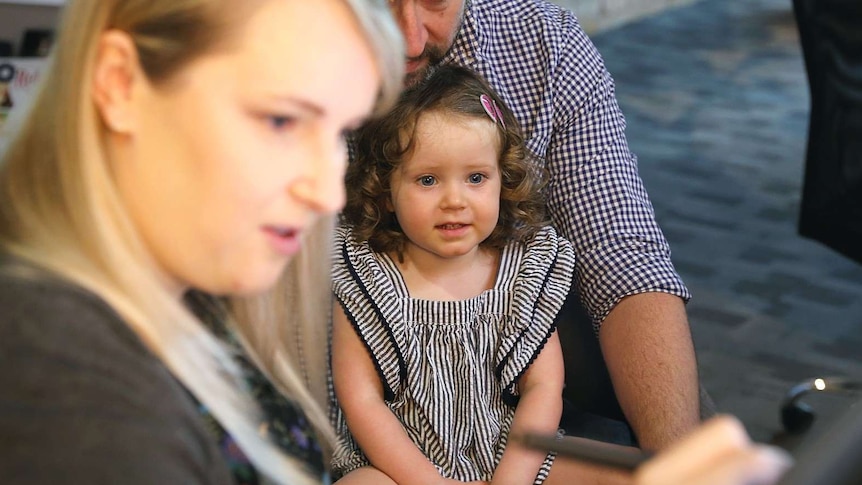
[91,30,141,134]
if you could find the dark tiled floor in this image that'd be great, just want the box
[589,0,862,442]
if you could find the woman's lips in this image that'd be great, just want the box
[263,225,301,256]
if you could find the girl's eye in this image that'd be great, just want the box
[468,173,486,184]
[419,175,436,186]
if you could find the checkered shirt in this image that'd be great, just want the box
[445,0,691,328]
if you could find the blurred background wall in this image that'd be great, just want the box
[557,0,696,33]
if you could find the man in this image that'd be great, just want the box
[386,0,700,451]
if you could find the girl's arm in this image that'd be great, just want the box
[491,331,565,485]
[332,302,451,485]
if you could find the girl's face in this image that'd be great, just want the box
[114,0,380,296]
[388,111,502,264]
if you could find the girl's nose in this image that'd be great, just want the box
[440,184,466,210]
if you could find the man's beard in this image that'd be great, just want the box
[403,3,466,87]
[404,44,448,87]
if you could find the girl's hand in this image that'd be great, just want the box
[634,415,793,485]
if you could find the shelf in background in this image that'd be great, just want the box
[0,0,63,6]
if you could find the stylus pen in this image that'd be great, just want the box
[513,432,654,471]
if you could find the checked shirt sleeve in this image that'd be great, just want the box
[544,15,691,329]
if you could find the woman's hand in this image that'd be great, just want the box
[634,415,793,485]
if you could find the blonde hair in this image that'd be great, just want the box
[0,0,403,483]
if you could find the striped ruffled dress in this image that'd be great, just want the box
[330,225,576,484]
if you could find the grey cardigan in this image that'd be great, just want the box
[0,257,232,484]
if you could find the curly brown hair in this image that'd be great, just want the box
[343,64,549,256]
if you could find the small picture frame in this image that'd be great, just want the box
[19,29,55,58]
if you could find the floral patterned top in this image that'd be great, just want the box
[192,295,329,484]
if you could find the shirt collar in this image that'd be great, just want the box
[443,0,479,69]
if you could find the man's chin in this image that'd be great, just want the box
[404,64,439,88]
[404,70,425,88]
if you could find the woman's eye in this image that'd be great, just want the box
[419,175,436,186]
[468,173,486,184]
[267,115,296,131]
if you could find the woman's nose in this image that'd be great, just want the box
[289,136,346,215]
[390,1,429,59]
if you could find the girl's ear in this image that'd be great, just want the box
[91,30,142,134]
[385,196,394,212]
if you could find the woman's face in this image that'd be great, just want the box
[114,0,380,296]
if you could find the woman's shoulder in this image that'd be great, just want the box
[0,257,155,366]
[0,256,231,483]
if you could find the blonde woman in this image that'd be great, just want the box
[0,0,402,483]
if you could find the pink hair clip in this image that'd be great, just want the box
[480,94,505,129]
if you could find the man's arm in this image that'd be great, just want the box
[599,292,700,450]
[541,15,699,450]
